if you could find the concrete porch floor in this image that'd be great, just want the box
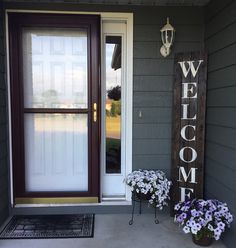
[0,214,226,248]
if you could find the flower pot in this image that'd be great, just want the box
[192,234,213,247]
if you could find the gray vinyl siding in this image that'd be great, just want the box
[0,1,9,225]
[205,0,236,247]
[132,6,204,177]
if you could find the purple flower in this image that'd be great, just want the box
[217,222,225,230]
[174,198,233,241]
[191,209,199,217]
[214,227,222,236]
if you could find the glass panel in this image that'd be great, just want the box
[24,114,88,192]
[22,28,88,109]
[105,36,122,174]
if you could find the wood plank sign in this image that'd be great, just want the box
[171,51,208,208]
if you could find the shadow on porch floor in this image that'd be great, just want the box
[0,214,226,248]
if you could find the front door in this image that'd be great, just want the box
[9,13,100,203]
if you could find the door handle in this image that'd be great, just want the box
[93,103,97,122]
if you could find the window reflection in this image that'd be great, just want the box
[105,36,122,174]
[22,28,88,109]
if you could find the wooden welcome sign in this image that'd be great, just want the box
[171,51,207,208]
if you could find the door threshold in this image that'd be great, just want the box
[14,200,131,208]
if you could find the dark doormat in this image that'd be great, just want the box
[0,214,94,239]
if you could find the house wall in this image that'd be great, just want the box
[2,1,205,214]
[205,0,236,247]
[0,1,10,225]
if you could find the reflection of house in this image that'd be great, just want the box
[111,44,121,70]
[0,1,236,247]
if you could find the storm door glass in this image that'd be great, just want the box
[22,28,88,192]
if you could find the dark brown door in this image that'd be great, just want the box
[8,13,100,202]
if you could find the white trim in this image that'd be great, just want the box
[5,12,14,207]
[5,9,133,206]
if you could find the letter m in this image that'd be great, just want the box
[178,60,203,78]
[178,166,197,184]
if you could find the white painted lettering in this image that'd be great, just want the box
[180,125,196,141]
[178,60,204,78]
[180,187,194,202]
[181,104,196,120]
[182,82,197,99]
[178,166,197,184]
[179,147,197,163]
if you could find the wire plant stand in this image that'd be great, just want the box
[129,192,160,225]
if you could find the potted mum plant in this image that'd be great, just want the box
[174,199,233,246]
[125,169,171,210]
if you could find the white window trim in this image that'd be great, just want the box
[5,9,133,206]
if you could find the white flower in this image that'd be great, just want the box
[207,224,214,231]
[125,169,171,210]
[183,226,190,234]
[191,227,198,235]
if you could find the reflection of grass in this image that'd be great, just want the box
[106,116,120,139]
[106,137,121,173]
[106,138,120,151]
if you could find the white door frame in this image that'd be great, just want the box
[5,9,133,205]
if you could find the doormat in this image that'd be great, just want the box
[0,214,94,239]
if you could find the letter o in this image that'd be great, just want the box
[179,147,197,163]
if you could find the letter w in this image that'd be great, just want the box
[178,60,203,78]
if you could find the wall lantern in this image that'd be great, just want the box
[160,17,175,57]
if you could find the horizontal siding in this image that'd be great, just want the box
[207,87,236,107]
[206,0,236,38]
[133,107,172,124]
[132,5,203,174]
[134,41,204,59]
[134,7,205,25]
[206,107,236,128]
[205,0,236,247]
[133,75,172,92]
[207,65,236,89]
[133,156,171,176]
[133,58,173,75]
[134,25,204,42]
[134,91,172,107]
[133,124,171,139]
[206,125,236,150]
[205,21,236,55]
[205,142,236,171]
[133,139,171,155]
[205,157,236,193]
[206,0,232,21]
[208,42,236,72]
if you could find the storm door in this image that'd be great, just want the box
[8,13,100,203]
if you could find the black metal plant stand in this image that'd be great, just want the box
[129,192,159,225]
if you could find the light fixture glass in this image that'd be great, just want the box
[160,17,175,57]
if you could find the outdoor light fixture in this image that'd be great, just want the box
[160,17,175,57]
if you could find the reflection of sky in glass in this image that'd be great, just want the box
[106,43,121,99]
